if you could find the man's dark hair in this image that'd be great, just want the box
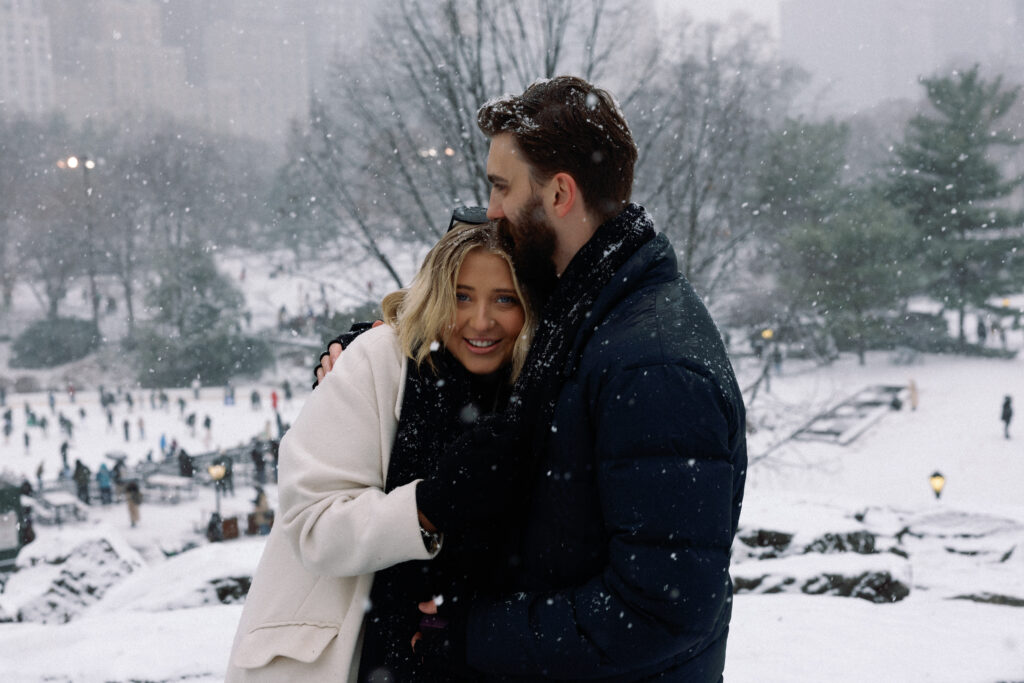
[477,75,637,224]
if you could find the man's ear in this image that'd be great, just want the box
[549,172,578,218]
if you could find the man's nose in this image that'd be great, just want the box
[486,196,504,220]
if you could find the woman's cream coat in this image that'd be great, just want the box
[226,325,437,682]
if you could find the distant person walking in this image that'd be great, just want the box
[96,463,113,505]
[908,379,919,411]
[250,445,266,485]
[73,459,91,504]
[1001,395,1013,439]
[251,486,272,536]
[125,480,142,527]
[178,448,194,478]
[123,418,131,442]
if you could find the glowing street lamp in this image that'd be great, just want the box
[761,328,774,341]
[57,154,100,325]
[929,471,946,499]
[208,463,226,516]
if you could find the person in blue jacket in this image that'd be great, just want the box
[96,463,113,505]
[319,76,746,682]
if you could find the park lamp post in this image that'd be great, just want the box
[929,471,946,499]
[208,463,226,517]
[57,154,100,325]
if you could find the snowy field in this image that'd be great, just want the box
[0,257,1022,681]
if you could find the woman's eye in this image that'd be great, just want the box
[456,293,470,302]
[497,295,519,305]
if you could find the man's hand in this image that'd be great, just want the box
[409,598,440,652]
[410,596,473,677]
[313,340,344,387]
[311,320,384,389]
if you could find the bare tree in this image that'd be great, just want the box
[274,0,651,290]
[0,115,77,310]
[18,187,87,319]
[630,18,804,303]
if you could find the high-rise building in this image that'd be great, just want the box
[780,0,1024,111]
[0,0,55,116]
[34,0,314,148]
[199,1,309,145]
[42,0,196,124]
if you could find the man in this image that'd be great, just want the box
[316,76,745,681]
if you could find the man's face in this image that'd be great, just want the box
[486,134,558,302]
[485,133,534,224]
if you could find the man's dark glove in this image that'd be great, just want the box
[415,411,528,535]
[414,598,475,679]
[310,322,375,389]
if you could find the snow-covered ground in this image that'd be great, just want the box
[0,253,1022,681]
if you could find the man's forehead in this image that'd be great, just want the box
[487,134,521,172]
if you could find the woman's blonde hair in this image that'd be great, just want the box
[381,221,535,382]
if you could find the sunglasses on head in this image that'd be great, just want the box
[447,205,489,232]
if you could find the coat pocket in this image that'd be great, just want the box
[232,620,341,669]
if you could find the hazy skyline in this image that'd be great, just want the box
[662,0,780,30]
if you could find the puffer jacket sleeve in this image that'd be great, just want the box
[278,325,437,578]
[468,362,740,678]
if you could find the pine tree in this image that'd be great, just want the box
[779,195,917,365]
[885,66,1023,344]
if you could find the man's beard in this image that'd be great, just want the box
[497,194,559,309]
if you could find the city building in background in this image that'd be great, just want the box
[0,0,55,117]
[3,0,375,151]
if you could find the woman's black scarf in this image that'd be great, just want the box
[510,203,656,444]
[359,350,509,683]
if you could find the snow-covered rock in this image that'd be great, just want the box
[1,525,144,623]
[733,552,913,603]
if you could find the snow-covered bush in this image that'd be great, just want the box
[9,317,100,368]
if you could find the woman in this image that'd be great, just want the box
[226,219,534,682]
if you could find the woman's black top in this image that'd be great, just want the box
[357,349,515,683]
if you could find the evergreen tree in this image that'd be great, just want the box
[779,195,918,365]
[885,66,1024,344]
[137,247,271,387]
[755,117,850,241]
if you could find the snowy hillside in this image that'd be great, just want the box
[0,251,1022,681]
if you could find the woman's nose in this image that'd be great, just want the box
[472,305,493,329]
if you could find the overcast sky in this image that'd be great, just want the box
[659,0,781,31]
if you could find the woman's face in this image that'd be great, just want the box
[445,249,525,375]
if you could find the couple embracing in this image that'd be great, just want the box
[227,75,747,682]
